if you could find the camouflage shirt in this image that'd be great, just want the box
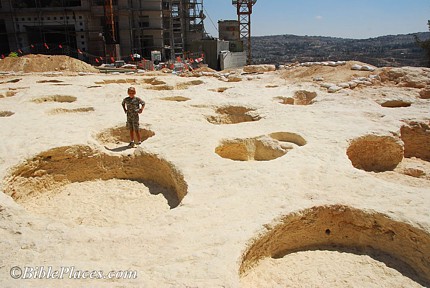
[122,96,145,118]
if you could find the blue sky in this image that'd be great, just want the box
[203,0,429,39]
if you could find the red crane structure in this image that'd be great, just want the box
[104,0,117,61]
[232,0,257,65]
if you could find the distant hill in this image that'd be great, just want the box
[251,32,430,67]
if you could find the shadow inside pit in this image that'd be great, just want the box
[135,180,180,209]
[272,245,429,287]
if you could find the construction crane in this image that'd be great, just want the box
[104,0,117,61]
[232,0,256,65]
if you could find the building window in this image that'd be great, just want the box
[138,16,150,28]
[92,0,117,5]
[12,0,81,8]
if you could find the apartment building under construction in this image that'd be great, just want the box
[0,0,205,63]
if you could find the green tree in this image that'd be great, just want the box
[415,20,430,66]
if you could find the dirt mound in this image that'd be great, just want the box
[0,54,99,73]
[282,61,378,83]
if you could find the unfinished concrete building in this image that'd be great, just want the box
[0,0,205,63]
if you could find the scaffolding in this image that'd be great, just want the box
[186,0,204,33]
[0,0,205,63]
[163,0,204,60]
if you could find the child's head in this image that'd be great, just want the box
[128,86,136,97]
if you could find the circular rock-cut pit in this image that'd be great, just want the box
[141,77,166,86]
[0,111,14,117]
[160,96,190,102]
[95,79,137,85]
[401,121,430,162]
[216,132,306,161]
[96,125,155,146]
[380,99,412,108]
[240,205,430,287]
[48,107,95,114]
[0,90,18,98]
[3,145,187,227]
[176,80,204,89]
[275,90,317,106]
[146,84,174,91]
[393,121,430,181]
[206,106,261,125]
[32,95,77,103]
[347,135,404,172]
[36,79,64,83]
[209,87,230,93]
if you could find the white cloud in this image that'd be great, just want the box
[315,16,323,21]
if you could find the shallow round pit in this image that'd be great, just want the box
[294,90,317,105]
[210,87,230,93]
[176,80,204,89]
[380,100,412,108]
[4,145,188,226]
[0,111,14,117]
[36,79,64,83]
[146,84,174,91]
[240,205,430,287]
[269,132,307,146]
[275,90,317,106]
[95,79,137,85]
[96,125,155,146]
[347,135,403,172]
[141,77,166,85]
[160,96,190,102]
[216,132,305,161]
[48,107,95,114]
[400,121,430,161]
[0,90,18,98]
[1,78,21,84]
[206,106,261,125]
[32,95,77,103]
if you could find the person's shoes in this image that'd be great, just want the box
[137,141,142,145]
[128,141,135,147]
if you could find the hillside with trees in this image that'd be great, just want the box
[252,32,430,67]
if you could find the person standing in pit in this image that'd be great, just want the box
[121,86,145,147]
